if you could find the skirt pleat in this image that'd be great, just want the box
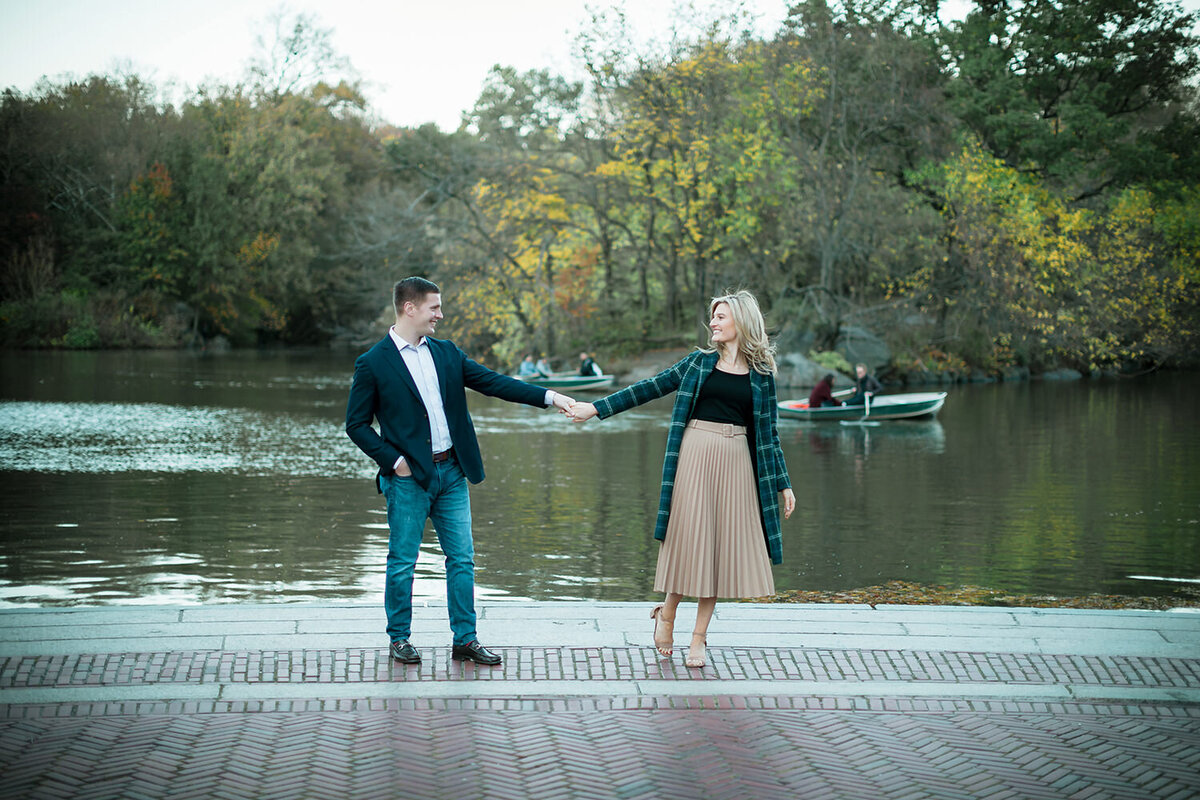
[653,419,775,598]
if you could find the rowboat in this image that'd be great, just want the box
[777,392,947,421]
[515,373,616,391]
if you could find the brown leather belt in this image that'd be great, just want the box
[432,448,454,463]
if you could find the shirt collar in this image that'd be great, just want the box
[389,326,426,353]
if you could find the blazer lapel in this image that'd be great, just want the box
[426,338,453,405]
[750,370,764,418]
[684,351,718,419]
[379,338,421,401]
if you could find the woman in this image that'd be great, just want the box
[808,374,841,408]
[570,290,795,667]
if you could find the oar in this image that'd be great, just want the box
[840,393,882,427]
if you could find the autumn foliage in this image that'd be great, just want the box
[1,1,1197,372]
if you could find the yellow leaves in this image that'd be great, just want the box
[238,231,280,267]
[933,135,1200,367]
[593,160,636,179]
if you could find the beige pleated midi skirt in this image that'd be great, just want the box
[654,419,776,598]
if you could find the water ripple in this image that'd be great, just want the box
[0,401,363,477]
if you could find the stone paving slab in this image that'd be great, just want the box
[0,620,299,642]
[3,602,1198,658]
[0,636,229,658]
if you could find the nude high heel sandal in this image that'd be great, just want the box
[650,604,674,656]
[685,634,707,668]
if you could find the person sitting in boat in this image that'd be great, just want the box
[535,355,553,376]
[808,374,842,408]
[579,352,603,377]
[517,354,541,377]
[845,363,883,406]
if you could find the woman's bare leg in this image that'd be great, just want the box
[687,597,716,667]
[651,592,684,656]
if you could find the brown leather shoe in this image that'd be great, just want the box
[451,640,501,666]
[389,639,421,663]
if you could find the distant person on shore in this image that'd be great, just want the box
[346,277,575,667]
[845,363,883,406]
[578,352,603,377]
[808,374,841,408]
[568,290,795,669]
[517,354,540,377]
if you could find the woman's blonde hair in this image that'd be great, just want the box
[704,289,777,375]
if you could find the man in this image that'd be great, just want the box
[845,363,883,406]
[578,351,602,377]
[346,277,575,666]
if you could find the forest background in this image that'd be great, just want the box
[2,0,1198,377]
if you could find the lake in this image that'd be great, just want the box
[0,349,1196,606]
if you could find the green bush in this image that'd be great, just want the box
[808,349,852,374]
[57,321,101,349]
[0,295,71,347]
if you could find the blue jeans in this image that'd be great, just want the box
[382,459,477,646]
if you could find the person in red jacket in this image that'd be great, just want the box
[807,374,841,408]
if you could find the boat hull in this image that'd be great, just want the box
[515,374,616,391]
[778,392,947,421]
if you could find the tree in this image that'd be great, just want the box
[762,0,950,344]
[909,136,1199,369]
[246,9,354,101]
[944,0,1200,198]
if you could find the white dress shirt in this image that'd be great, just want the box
[389,328,453,469]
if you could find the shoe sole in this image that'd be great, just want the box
[452,653,501,666]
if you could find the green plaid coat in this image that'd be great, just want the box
[592,350,791,565]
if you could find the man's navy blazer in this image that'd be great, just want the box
[345,335,548,492]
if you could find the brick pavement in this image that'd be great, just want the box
[1,604,1198,799]
[4,646,1198,691]
[2,698,1198,799]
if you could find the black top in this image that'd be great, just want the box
[692,368,753,427]
[854,373,883,397]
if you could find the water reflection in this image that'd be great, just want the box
[1,350,1197,606]
[0,472,496,607]
[788,420,946,457]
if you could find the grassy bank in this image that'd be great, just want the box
[758,581,1200,610]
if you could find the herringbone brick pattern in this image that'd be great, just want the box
[3,643,1197,798]
[4,647,1197,689]
[1,707,1198,800]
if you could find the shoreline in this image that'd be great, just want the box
[1,582,1196,612]
[3,344,1194,388]
[760,581,1200,611]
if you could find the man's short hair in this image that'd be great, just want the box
[393,277,440,313]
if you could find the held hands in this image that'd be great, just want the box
[781,488,796,519]
[549,392,596,422]
[568,401,598,423]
